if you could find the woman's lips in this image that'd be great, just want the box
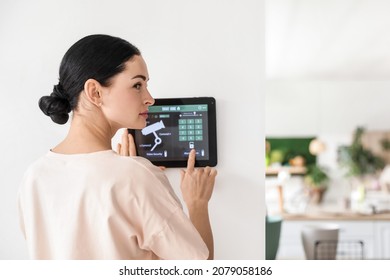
[139,111,149,118]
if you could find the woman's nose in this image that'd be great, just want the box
[145,89,155,106]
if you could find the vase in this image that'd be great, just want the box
[352,174,381,190]
[307,188,326,204]
[266,216,283,260]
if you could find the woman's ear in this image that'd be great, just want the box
[83,79,103,107]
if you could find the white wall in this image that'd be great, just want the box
[266,81,390,136]
[266,0,390,80]
[0,0,265,259]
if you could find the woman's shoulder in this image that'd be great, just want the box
[102,153,180,201]
[23,151,178,201]
[22,151,161,184]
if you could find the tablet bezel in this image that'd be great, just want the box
[128,97,217,168]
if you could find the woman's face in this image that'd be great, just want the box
[100,55,154,130]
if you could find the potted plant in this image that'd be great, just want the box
[337,127,386,209]
[338,127,385,177]
[304,164,329,203]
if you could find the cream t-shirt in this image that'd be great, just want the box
[18,150,208,259]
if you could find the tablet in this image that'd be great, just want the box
[128,97,217,167]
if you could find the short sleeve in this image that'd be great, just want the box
[148,207,209,260]
[118,157,209,260]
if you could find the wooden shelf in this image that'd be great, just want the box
[266,166,307,176]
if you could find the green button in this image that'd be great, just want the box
[179,125,187,130]
[187,125,195,130]
[195,130,203,135]
[195,136,203,141]
[179,136,188,141]
[188,136,195,141]
[179,130,187,135]
[187,130,195,135]
[179,119,187,124]
[195,125,202,130]
[195,119,202,124]
[187,119,195,124]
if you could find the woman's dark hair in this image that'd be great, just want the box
[39,34,141,124]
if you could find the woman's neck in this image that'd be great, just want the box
[52,110,116,155]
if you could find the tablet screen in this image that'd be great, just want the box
[129,97,217,167]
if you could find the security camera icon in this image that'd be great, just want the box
[141,120,165,151]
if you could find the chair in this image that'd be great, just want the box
[315,240,364,260]
[301,223,339,259]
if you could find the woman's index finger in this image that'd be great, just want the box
[187,149,196,172]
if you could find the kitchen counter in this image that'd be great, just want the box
[276,202,390,221]
[281,211,390,221]
[274,203,390,259]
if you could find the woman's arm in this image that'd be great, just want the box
[180,150,217,260]
[118,129,217,259]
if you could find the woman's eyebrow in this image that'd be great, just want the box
[131,75,148,81]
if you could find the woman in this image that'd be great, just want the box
[18,34,217,260]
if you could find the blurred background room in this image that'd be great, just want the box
[265,0,390,260]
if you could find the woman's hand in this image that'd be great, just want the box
[117,129,136,156]
[180,149,217,206]
[117,129,166,170]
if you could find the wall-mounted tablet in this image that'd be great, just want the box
[128,97,217,167]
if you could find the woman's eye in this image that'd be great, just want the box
[134,83,142,90]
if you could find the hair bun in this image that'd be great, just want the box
[39,85,71,124]
[51,84,67,100]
